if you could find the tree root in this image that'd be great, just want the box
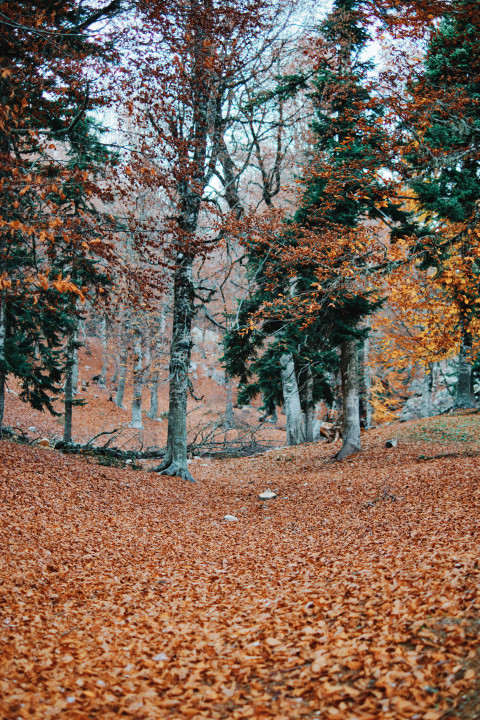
[335,441,361,461]
[151,460,196,483]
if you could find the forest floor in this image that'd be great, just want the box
[1,413,480,719]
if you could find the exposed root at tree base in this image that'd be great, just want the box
[151,460,196,482]
[335,442,361,461]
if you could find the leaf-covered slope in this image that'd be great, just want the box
[1,419,479,719]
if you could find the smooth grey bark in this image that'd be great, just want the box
[99,316,108,387]
[455,323,476,409]
[0,291,6,434]
[336,337,361,460]
[269,406,278,424]
[421,363,435,418]
[304,364,315,443]
[131,330,143,429]
[115,344,127,408]
[147,298,169,419]
[63,330,77,443]
[148,381,159,420]
[363,332,372,430]
[280,353,305,446]
[153,256,195,482]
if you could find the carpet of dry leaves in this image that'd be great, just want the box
[1,417,480,720]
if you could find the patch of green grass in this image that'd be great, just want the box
[399,414,480,445]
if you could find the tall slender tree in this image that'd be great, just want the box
[0,1,122,431]
[122,0,285,480]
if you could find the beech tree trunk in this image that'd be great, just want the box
[455,323,476,409]
[280,353,305,446]
[153,255,195,482]
[363,332,372,430]
[63,330,77,444]
[0,291,6,434]
[99,316,108,387]
[336,338,361,460]
[304,364,315,443]
[147,299,168,419]
[115,345,127,408]
[131,330,143,429]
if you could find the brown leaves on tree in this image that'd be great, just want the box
[1,415,479,719]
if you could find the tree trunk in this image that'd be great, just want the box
[0,291,6,435]
[63,330,76,444]
[304,364,315,443]
[363,331,372,430]
[224,375,234,429]
[421,363,434,418]
[455,323,476,409]
[147,299,168,419]
[115,344,127,408]
[131,330,143,429]
[99,316,108,387]
[148,382,159,420]
[153,256,195,481]
[71,330,79,395]
[336,337,361,460]
[280,353,305,446]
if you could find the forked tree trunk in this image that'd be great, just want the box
[304,364,315,443]
[131,330,143,429]
[280,353,305,446]
[63,328,77,444]
[336,337,361,461]
[99,316,108,387]
[153,256,195,482]
[0,291,6,434]
[455,323,476,409]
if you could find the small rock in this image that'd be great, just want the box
[223,515,238,522]
[28,426,37,433]
[258,490,277,500]
[125,459,133,465]
[385,438,398,448]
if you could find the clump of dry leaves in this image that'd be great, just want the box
[1,416,479,719]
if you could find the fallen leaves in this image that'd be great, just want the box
[0,418,479,719]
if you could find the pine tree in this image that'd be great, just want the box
[225,0,405,456]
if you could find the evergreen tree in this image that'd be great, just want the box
[0,2,120,431]
[225,0,405,456]
[406,0,480,408]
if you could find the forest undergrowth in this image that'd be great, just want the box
[1,415,480,720]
